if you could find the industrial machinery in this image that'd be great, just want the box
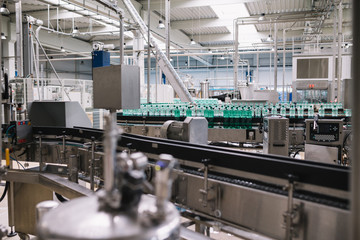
[160,117,208,145]
[0,1,353,239]
[4,125,347,240]
[263,116,289,156]
[305,119,344,164]
[37,113,181,240]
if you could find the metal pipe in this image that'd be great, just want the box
[351,0,360,239]
[119,14,124,64]
[256,52,259,84]
[122,0,194,103]
[283,29,286,101]
[147,0,151,103]
[90,140,95,191]
[103,111,120,208]
[234,20,239,98]
[39,49,301,62]
[337,1,343,102]
[36,26,43,100]
[15,1,23,77]
[165,0,170,61]
[332,6,337,101]
[274,22,278,93]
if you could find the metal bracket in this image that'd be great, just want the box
[84,138,101,190]
[282,175,302,240]
[35,133,45,171]
[199,159,217,208]
[56,134,71,163]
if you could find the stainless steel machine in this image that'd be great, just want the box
[305,119,344,164]
[263,116,289,156]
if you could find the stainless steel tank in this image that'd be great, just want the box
[37,194,180,240]
[200,80,210,98]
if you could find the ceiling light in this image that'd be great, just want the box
[158,20,165,29]
[220,56,225,60]
[72,26,80,36]
[190,39,196,45]
[0,4,10,16]
[258,13,266,21]
[1,33,6,40]
[266,34,273,42]
[60,46,66,52]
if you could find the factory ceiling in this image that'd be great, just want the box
[4,0,352,53]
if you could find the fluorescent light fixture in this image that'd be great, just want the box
[266,34,273,42]
[1,33,6,40]
[0,4,10,15]
[158,20,165,29]
[190,39,196,45]
[258,13,265,21]
[61,46,66,52]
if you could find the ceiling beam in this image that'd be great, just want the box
[140,0,276,10]
[24,9,85,21]
[171,18,233,29]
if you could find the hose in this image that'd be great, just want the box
[0,182,9,202]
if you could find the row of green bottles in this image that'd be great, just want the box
[123,102,351,119]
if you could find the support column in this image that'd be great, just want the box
[233,21,239,99]
[337,1,343,102]
[332,7,337,101]
[274,22,278,94]
[351,0,360,239]
[15,1,23,77]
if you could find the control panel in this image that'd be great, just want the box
[5,121,33,145]
[305,119,343,146]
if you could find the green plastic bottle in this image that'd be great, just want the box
[186,107,192,117]
[174,106,180,118]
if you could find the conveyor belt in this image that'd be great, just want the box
[32,126,349,192]
[179,167,348,210]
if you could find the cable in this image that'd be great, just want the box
[291,149,303,158]
[5,125,15,138]
[0,182,9,202]
[10,156,25,170]
[55,192,68,203]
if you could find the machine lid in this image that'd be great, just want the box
[37,194,180,240]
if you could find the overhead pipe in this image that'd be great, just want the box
[39,49,300,62]
[121,0,194,103]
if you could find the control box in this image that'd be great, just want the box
[5,121,33,145]
[305,119,343,163]
[263,117,289,156]
[305,119,343,146]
